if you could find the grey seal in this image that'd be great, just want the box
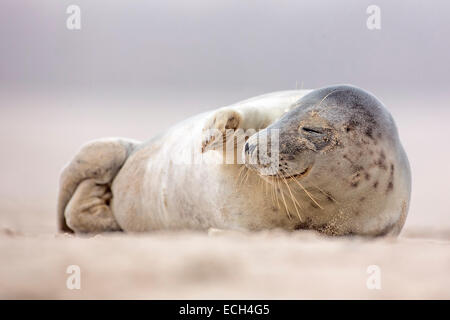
[57,85,411,236]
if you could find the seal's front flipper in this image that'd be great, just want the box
[57,138,140,233]
[201,108,243,153]
[200,94,308,154]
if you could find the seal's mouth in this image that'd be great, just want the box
[262,166,311,181]
[284,166,312,180]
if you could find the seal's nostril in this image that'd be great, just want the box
[244,143,249,153]
[248,144,257,155]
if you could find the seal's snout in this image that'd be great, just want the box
[243,140,261,167]
[243,123,316,179]
[243,132,280,176]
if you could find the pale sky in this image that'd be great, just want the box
[1,0,449,99]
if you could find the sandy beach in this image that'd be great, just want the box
[1,228,450,299]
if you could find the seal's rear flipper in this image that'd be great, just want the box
[57,138,140,233]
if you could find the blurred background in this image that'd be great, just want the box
[1,0,449,233]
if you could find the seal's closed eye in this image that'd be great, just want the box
[299,126,334,151]
[302,127,324,134]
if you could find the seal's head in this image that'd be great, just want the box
[244,85,411,236]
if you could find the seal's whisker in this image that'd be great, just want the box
[259,175,264,188]
[318,89,345,107]
[284,173,307,213]
[262,175,267,195]
[235,165,246,188]
[236,166,249,189]
[310,182,340,204]
[288,173,324,210]
[256,173,273,204]
[262,178,268,195]
[244,168,251,184]
[263,174,282,212]
[270,181,276,206]
[284,178,305,212]
[276,176,292,219]
[265,176,277,207]
[273,179,281,209]
[241,167,250,188]
[282,176,303,221]
[236,165,245,179]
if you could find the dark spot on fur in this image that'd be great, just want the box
[360,197,365,202]
[345,118,359,133]
[387,182,394,192]
[373,181,379,189]
[373,150,388,170]
[294,218,313,230]
[315,224,348,236]
[365,172,371,180]
[375,158,387,170]
[344,97,378,141]
[386,163,395,193]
